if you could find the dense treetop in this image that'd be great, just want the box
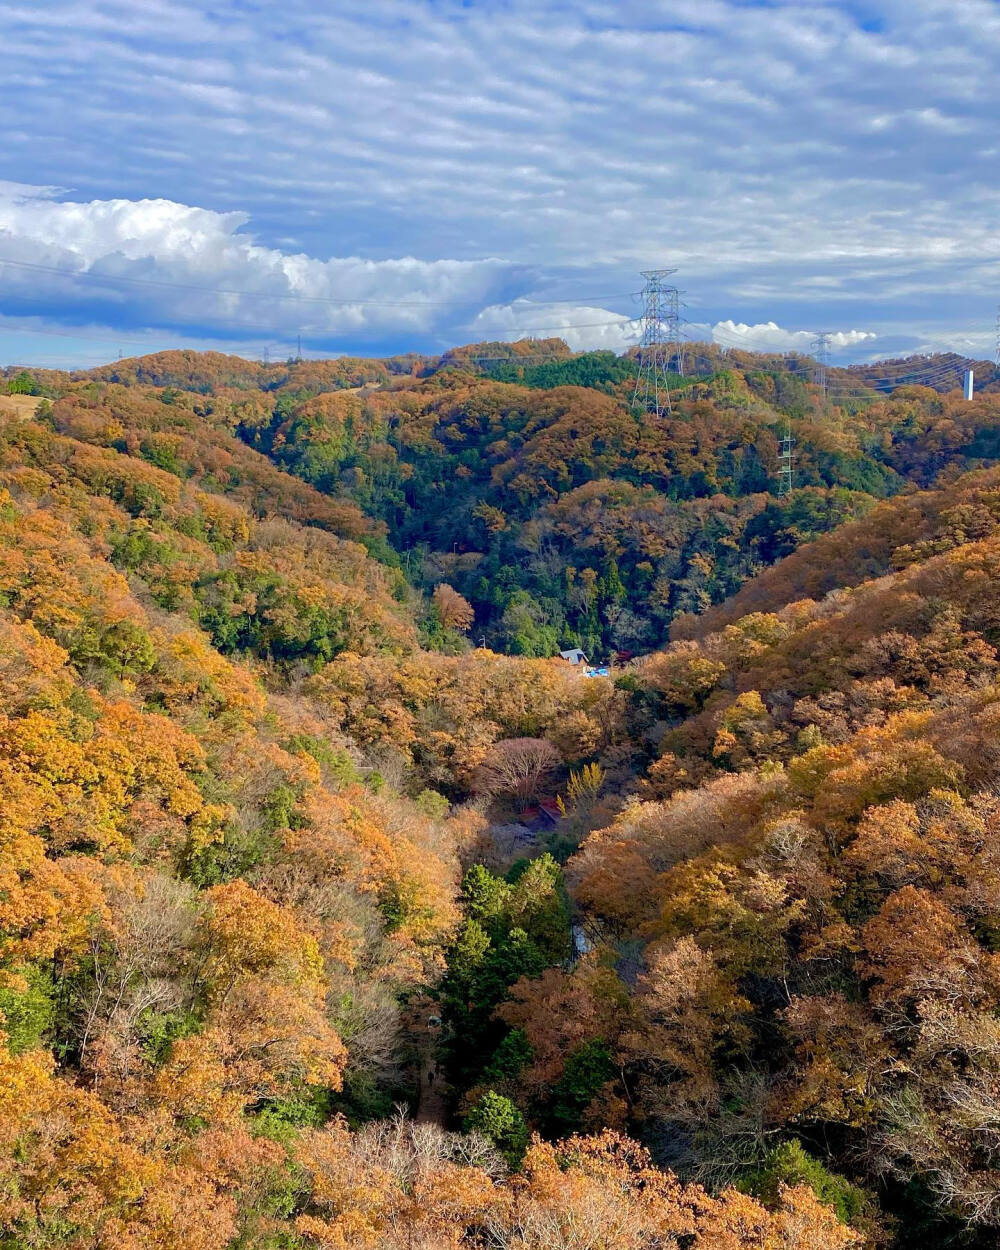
[9,338,999,663]
[6,340,1000,1246]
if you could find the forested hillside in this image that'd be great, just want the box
[6,343,1000,1246]
[10,341,1000,662]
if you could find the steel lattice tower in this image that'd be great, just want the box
[632,269,681,416]
[994,307,1000,374]
[812,332,832,399]
[778,421,794,495]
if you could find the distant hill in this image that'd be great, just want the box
[847,350,1000,393]
[7,338,1000,661]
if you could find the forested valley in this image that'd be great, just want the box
[5,340,1000,1246]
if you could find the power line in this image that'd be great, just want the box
[702,322,972,395]
[3,253,973,392]
[852,362,969,390]
[0,298,638,362]
[790,359,966,395]
[1,259,989,401]
[0,290,637,345]
[844,355,979,387]
[854,365,961,388]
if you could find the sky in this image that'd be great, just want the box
[1,0,999,369]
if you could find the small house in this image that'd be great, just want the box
[559,648,588,665]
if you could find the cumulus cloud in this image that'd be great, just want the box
[708,321,877,354]
[0,183,517,344]
[465,301,639,352]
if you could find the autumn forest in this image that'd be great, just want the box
[5,339,1000,1247]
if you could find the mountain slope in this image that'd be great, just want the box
[18,340,1000,664]
[0,367,867,1248]
[562,466,1000,1242]
[11,342,1000,1245]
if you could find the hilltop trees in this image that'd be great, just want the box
[17,338,1000,663]
[190,342,972,656]
[6,369,39,395]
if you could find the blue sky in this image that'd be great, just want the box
[1,0,998,368]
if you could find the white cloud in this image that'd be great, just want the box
[465,301,639,352]
[709,321,877,354]
[0,183,515,341]
[0,180,64,201]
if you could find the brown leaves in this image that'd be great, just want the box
[861,885,1000,1011]
[433,583,475,631]
[199,879,325,997]
[622,937,750,1120]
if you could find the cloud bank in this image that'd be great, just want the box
[0,183,519,347]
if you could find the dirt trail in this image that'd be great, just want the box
[416,1048,448,1125]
